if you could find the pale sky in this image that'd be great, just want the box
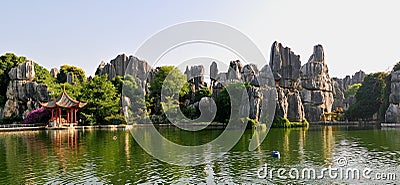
[1,0,399,78]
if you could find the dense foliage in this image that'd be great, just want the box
[123,74,147,124]
[23,107,51,124]
[79,75,120,125]
[33,62,56,84]
[194,87,212,102]
[344,83,361,98]
[2,52,399,126]
[148,66,189,116]
[215,82,250,123]
[57,65,86,84]
[346,72,389,121]
[272,117,309,128]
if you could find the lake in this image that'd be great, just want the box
[0,126,399,184]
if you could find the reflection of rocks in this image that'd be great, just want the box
[2,61,50,118]
[269,41,305,122]
[300,45,334,122]
[385,70,400,123]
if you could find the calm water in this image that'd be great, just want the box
[0,126,399,184]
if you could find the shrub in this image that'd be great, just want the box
[247,117,259,128]
[272,117,309,128]
[1,114,23,124]
[23,107,51,124]
[104,114,127,125]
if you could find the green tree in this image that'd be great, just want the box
[148,66,189,115]
[33,62,57,85]
[0,53,26,106]
[215,82,248,123]
[111,76,124,95]
[344,83,361,98]
[57,65,86,84]
[194,86,212,102]
[123,75,147,124]
[79,75,119,124]
[346,72,389,121]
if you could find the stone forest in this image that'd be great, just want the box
[0,41,399,126]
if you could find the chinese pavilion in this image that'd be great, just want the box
[40,88,86,126]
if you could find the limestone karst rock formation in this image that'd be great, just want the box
[227,60,243,82]
[2,61,50,118]
[241,64,259,83]
[96,54,153,91]
[331,79,345,110]
[205,59,275,123]
[331,70,366,110]
[184,65,205,90]
[96,54,130,80]
[385,70,400,123]
[50,68,59,78]
[300,45,334,122]
[269,41,305,122]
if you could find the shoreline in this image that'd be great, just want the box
[0,121,391,132]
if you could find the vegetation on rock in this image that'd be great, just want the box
[0,53,26,106]
[346,72,389,121]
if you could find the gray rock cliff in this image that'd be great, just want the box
[269,41,305,122]
[385,70,400,123]
[300,45,334,122]
[2,61,50,118]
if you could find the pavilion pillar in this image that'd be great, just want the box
[72,109,75,124]
[51,109,54,122]
[67,109,70,123]
[74,108,77,124]
[59,108,62,124]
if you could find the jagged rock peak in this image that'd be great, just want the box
[96,54,151,80]
[8,60,35,81]
[300,44,334,122]
[210,62,218,81]
[385,68,400,123]
[269,41,302,88]
[227,60,243,81]
[308,45,324,62]
[50,68,59,78]
[184,65,205,90]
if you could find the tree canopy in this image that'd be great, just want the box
[344,83,361,98]
[346,72,389,121]
[57,65,86,84]
[79,75,119,124]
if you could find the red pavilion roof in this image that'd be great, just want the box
[40,89,87,109]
